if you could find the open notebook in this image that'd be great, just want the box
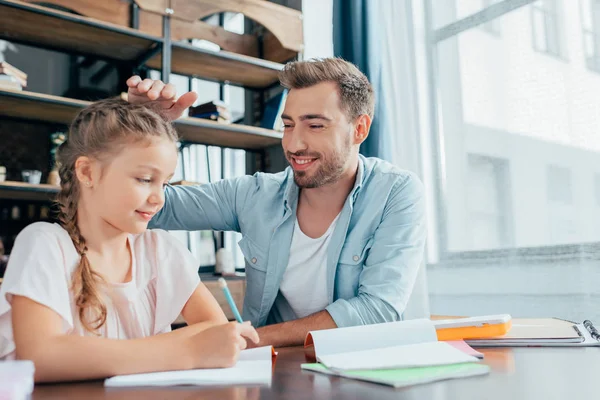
[301,319,489,387]
[104,346,274,388]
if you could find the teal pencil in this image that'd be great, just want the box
[218,278,244,323]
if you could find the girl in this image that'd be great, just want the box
[0,98,258,382]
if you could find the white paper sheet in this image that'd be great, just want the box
[104,346,273,388]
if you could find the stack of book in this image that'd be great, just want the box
[189,100,231,124]
[0,62,27,91]
[302,319,490,388]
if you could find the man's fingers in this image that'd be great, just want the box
[171,91,198,115]
[161,83,177,100]
[138,78,155,93]
[126,75,142,88]
[148,81,166,100]
[237,336,248,350]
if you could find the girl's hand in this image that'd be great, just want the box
[186,321,260,368]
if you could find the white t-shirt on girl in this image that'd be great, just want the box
[0,222,200,360]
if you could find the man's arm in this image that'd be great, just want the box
[325,173,427,327]
[150,176,256,232]
[255,310,337,348]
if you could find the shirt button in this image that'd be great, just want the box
[251,257,258,264]
[353,255,359,262]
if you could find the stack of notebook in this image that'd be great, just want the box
[189,100,231,124]
[301,319,490,388]
[0,61,27,91]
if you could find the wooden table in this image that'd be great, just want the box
[32,346,600,399]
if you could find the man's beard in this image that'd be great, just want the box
[288,139,352,189]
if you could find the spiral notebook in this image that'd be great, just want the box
[466,318,600,347]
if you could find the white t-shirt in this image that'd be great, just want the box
[0,222,200,360]
[278,215,340,319]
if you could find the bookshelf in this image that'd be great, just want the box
[0,89,283,150]
[0,0,286,89]
[0,0,300,287]
[146,43,283,88]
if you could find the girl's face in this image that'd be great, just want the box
[90,137,177,234]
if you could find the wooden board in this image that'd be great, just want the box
[0,88,88,124]
[176,117,282,150]
[0,181,59,201]
[135,0,169,16]
[263,31,299,63]
[0,89,282,150]
[0,0,160,61]
[139,10,259,57]
[170,0,303,53]
[21,0,131,27]
[148,43,283,88]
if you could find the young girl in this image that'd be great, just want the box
[0,98,258,382]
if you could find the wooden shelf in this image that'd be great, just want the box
[0,0,162,62]
[0,89,282,150]
[0,88,87,124]
[0,1,285,89]
[177,118,282,150]
[147,42,283,89]
[0,181,59,201]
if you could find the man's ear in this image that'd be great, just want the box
[353,114,372,145]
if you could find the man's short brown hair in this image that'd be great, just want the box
[279,57,375,121]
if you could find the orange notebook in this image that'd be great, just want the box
[433,315,512,341]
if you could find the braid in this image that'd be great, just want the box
[56,150,107,333]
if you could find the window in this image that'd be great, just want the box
[481,0,502,35]
[151,13,250,271]
[531,0,562,57]
[582,0,600,72]
[595,174,600,206]
[425,0,600,322]
[466,154,513,249]
[546,165,572,205]
[546,165,576,244]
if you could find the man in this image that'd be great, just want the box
[126,57,426,347]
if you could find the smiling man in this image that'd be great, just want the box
[126,57,426,347]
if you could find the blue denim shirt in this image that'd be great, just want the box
[150,155,426,328]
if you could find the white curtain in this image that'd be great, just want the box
[370,0,432,319]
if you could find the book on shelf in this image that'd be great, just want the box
[0,61,27,88]
[0,76,22,91]
[0,62,27,81]
[261,90,287,132]
[189,111,231,124]
[189,100,231,122]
